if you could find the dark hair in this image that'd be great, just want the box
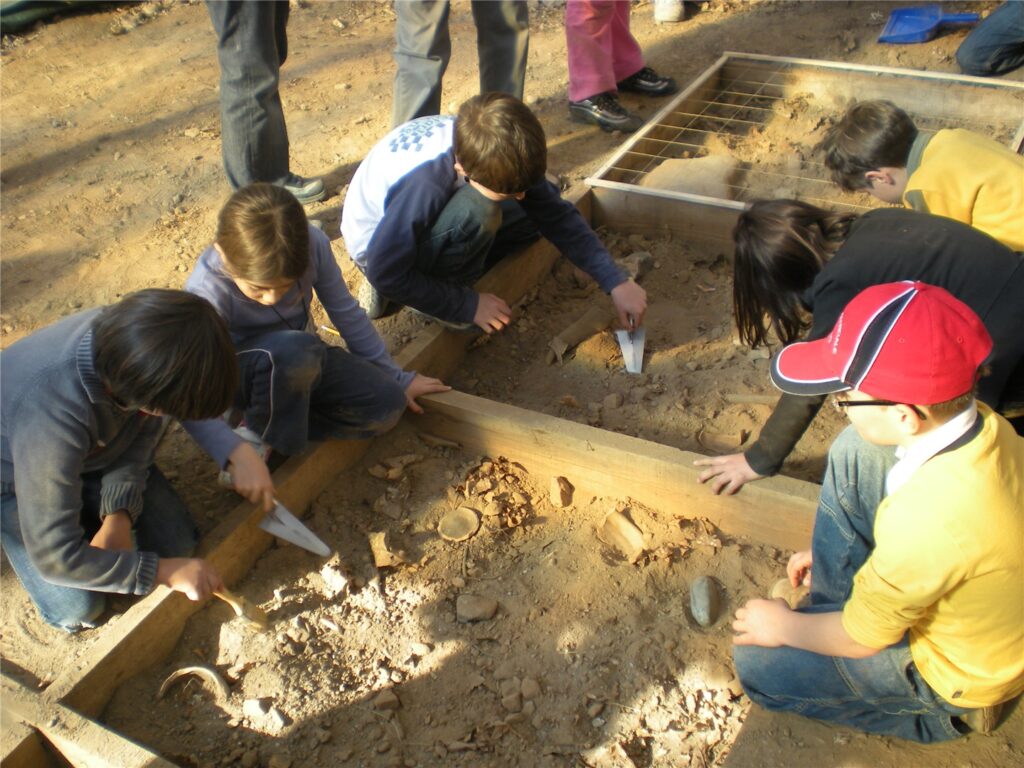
[819,100,918,191]
[732,200,858,347]
[454,92,547,194]
[93,289,237,420]
[216,183,309,282]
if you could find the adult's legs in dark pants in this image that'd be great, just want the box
[207,0,291,188]
[471,0,529,99]
[235,330,406,456]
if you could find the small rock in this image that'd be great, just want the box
[603,392,623,409]
[598,510,646,563]
[482,500,503,517]
[320,562,350,598]
[493,661,516,680]
[587,700,605,718]
[520,678,541,700]
[690,575,722,627]
[267,707,290,731]
[410,642,432,657]
[239,749,258,768]
[501,692,523,712]
[243,698,271,719]
[373,689,401,710]
[550,476,574,508]
[451,576,466,589]
[368,531,408,568]
[456,594,498,622]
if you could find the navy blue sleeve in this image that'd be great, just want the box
[364,154,480,324]
[518,179,627,294]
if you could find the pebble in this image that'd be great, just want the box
[456,594,498,622]
[520,678,541,700]
[243,698,271,719]
[482,500,503,517]
[602,392,623,409]
[501,692,523,712]
[550,476,574,508]
[373,689,401,710]
[410,641,432,657]
[690,575,723,627]
[493,661,516,680]
[239,750,258,768]
[587,701,605,718]
[267,707,289,731]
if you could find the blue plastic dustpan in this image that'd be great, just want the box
[878,5,979,44]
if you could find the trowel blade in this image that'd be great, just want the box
[258,500,332,557]
[614,326,646,374]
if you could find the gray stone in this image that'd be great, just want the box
[690,575,722,627]
[456,594,498,622]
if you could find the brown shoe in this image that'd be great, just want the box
[770,578,810,610]
[961,702,1004,734]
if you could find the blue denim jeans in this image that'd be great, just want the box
[956,1,1024,77]
[235,330,407,456]
[207,0,291,188]
[392,0,529,127]
[414,184,539,285]
[1,468,197,632]
[733,426,971,743]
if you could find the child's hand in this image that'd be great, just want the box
[610,280,648,328]
[156,557,224,602]
[404,374,451,414]
[474,293,512,333]
[226,442,276,512]
[732,598,792,647]
[90,510,133,551]
[787,550,813,589]
[694,453,764,494]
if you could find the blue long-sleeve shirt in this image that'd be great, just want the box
[1,310,163,595]
[183,224,415,466]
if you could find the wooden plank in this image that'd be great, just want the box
[2,674,177,768]
[415,390,817,551]
[46,439,368,717]
[1,721,59,768]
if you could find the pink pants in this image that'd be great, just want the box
[565,0,645,102]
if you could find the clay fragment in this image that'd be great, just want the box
[697,427,751,454]
[158,665,231,702]
[598,510,646,563]
[373,689,401,710]
[368,531,408,568]
[546,305,615,364]
[456,594,498,622]
[690,575,723,627]
[438,506,480,542]
[550,476,574,508]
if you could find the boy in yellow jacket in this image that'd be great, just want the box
[732,281,1024,742]
[820,100,1024,252]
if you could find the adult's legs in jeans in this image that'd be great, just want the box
[956,1,1024,76]
[207,0,291,188]
[810,425,896,605]
[392,0,451,127]
[307,347,408,442]
[0,469,197,631]
[471,0,529,99]
[235,330,325,457]
[733,622,969,743]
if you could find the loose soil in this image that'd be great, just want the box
[2,1,1021,766]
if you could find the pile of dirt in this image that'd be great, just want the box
[104,423,782,767]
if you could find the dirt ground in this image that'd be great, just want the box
[2,1,1022,766]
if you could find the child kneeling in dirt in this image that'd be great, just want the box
[820,99,1024,252]
[0,290,235,631]
[732,281,1024,742]
[340,92,647,333]
[184,184,448,508]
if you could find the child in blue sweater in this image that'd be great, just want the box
[185,184,448,508]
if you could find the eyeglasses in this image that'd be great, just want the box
[832,397,927,421]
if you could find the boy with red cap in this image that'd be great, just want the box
[731,281,1024,743]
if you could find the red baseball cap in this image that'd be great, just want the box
[770,281,992,404]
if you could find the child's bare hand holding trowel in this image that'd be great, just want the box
[156,558,224,602]
[610,279,648,329]
[225,441,275,512]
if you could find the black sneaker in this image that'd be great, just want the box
[280,173,326,205]
[568,92,644,133]
[617,66,678,97]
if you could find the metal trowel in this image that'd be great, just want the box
[259,499,332,557]
[614,316,645,374]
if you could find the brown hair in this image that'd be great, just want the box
[454,93,547,194]
[216,183,309,282]
[732,200,858,347]
[819,100,919,191]
[93,289,237,420]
